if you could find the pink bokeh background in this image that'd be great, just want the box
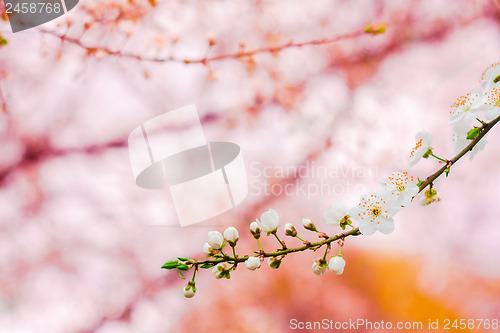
[1,0,500,332]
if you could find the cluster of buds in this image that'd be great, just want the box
[311,255,345,276]
[164,208,358,298]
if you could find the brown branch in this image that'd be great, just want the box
[38,27,374,65]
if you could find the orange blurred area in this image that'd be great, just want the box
[174,247,500,333]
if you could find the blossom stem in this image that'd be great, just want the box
[430,153,447,162]
[295,235,307,243]
[219,249,231,261]
[273,232,287,250]
[257,238,263,252]
[322,244,330,261]
[231,246,237,262]
[191,265,198,282]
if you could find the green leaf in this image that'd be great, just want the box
[177,269,186,279]
[200,263,215,269]
[177,257,191,262]
[466,127,481,140]
[177,264,190,271]
[161,260,179,269]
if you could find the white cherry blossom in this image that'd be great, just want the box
[409,131,433,167]
[223,227,239,245]
[349,193,401,235]
[380,172,419,207]
[312,259,328,276]
[244,257,261,271]
[328,256,346,275]
[258,209,279,232]
[207,231,224,250]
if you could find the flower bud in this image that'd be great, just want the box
[312,258,328,276]
[259,209,279,233]
[328,255,346,275]
[183,281,196,298]
[183,287,195,298]
[203,242,212,255]
[207,231,224,250]
[244,256,261,271]
[211,263,230,279]
[284,223,297,237]
[224,227,239,246]
[250,221,261,239]
[267,256,282,269]
[302,218,317,231]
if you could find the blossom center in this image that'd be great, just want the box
[388,172,411,192]
[486,87,500,108]
[357,195,390,224]
[410,139,422,157]
[481,62,500,83]
[450,93,479,116]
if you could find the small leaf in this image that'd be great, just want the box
[200,263,215,269]
[161,261,179,269]
[177,264,190,271]
[177,257,191,262]
[466,127,481,140]
[177,269,186,279]
[444,168,450,177]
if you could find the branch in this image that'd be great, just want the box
[418,113,500,192]
[163,108,500,298]
[38,25,383,65]
[171,113,500,273]
[191,227,361,266]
